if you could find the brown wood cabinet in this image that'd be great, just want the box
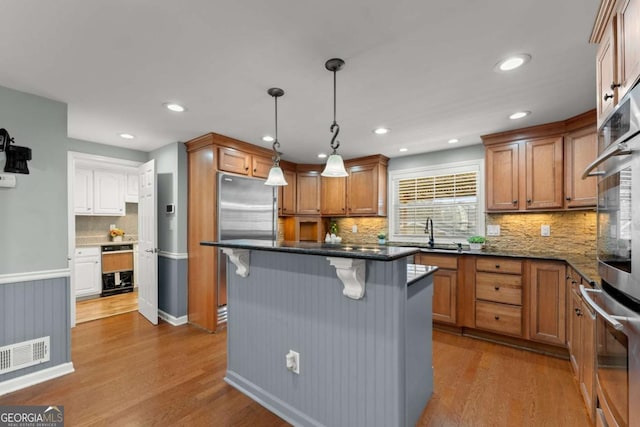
[529,261,566,346]
[321,176,347,215]
[592,0,640,124]
[218,146,272,179]
[417,253,458,325]
[564,127,598,208]
[482,110,596,212]
[567,268,596,422]
[347,162,384,216]
[474,257,523,337]
[296,168,321,215]
[278,168,297,216]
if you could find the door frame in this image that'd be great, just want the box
[67,152,143,327]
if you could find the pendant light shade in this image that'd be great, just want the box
[321,58,349,178]
[264,87,288,186]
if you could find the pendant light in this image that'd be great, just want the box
[321,58,349,177]
[264,87,288,186]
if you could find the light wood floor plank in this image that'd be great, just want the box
[0,313,591,426]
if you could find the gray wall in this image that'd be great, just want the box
[68,138,148,163]
[388,143,485,171]
[0,85,69,274]
[150,142,188,318]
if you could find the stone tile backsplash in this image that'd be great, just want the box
[76,203,139,243]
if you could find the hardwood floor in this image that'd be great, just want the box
[0,313,591,426]
[76,290,138,324]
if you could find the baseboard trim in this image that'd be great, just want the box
[225,370,322,427]
[158,310,188,326]
[0,362,75,396]
[0,268,71,285]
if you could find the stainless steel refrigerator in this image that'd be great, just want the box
[217,173,277,322]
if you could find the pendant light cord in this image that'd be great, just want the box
[272,95,280,165]
[330,68,341,152]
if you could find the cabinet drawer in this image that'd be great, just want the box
[417,253,457,270]
[476,272,522,305]
[476,257,522,275]
[475,301,522,336]
[75,246,100,257]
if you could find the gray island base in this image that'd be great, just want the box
[201,240,436,427]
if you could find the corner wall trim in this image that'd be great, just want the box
[158,251,189,260]
[158,310,188,326]
[0,268,71,285]
[0,362,75,397]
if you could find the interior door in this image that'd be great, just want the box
[137,159,158,325]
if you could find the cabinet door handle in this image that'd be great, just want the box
[494,316,500,320]
[87,208,91,211]
[512,200,518,204]
[494,286,500,291]
[604,93,614,101]
[610,82,621,90]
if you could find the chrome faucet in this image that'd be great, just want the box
[424,217,434,248]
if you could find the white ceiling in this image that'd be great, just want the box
[0,0,600,163]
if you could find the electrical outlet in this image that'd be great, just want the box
[352,224,358,233]
[487,225,500,236]
[110,224,116,230]
[286,350,300,374]
[541,225,550,237]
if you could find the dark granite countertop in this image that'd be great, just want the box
[201,239,420,261]
[407,264,438,286]
[388,242,599,285]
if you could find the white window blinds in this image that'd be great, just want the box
[390,162,483,242]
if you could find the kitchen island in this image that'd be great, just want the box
[201,239,435,427]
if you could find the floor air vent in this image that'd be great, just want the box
[0,337,50,375]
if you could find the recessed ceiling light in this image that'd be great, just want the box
[262,135,274,142]
[164,102,186,112]
[495,54,531,72]
[317,153,328,159]
[119,133,135,139]
[509,111,531,120]
[448,138,459,144]
[373,127,390,135]
[399,148,408,152]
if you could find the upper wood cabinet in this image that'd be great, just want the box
[347,161,386,216]
[592,0,640,124]
[321,175,347,215]
[482,110,596,212]
[564,127,598,208]
[278,168,297,216]
[218,146,273,179]
[296,169,321,215]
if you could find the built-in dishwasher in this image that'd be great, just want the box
[101,243,134,297]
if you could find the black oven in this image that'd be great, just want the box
[583,81,640,427]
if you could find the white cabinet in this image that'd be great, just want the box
[74,246,101,297]
[93,170,125,215]
[125,171,139,203]
[74,168,126,216]
[74,168,94,215]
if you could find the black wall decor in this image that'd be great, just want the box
[0,128,32,174]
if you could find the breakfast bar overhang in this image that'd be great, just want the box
[201,240,436,427]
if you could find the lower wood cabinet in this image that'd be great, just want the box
[416,253,458,325]
[529,261,566,346]
[475,300,522,336]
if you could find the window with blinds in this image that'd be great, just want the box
[390,161,483,242]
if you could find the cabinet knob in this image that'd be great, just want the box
[565,197,571,201]
[512,200,517,204]
[527,199,532,204]
[610,82,621,90]
[604,93,614,101]
[317,209,320,212]
[87,208,91,211]
[245,166,249,171]
[495,264,500,269]
[494,286,500,291]
[494,316,500,320]
[253,168,257,173]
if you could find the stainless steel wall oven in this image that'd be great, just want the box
[583,82,640,427]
